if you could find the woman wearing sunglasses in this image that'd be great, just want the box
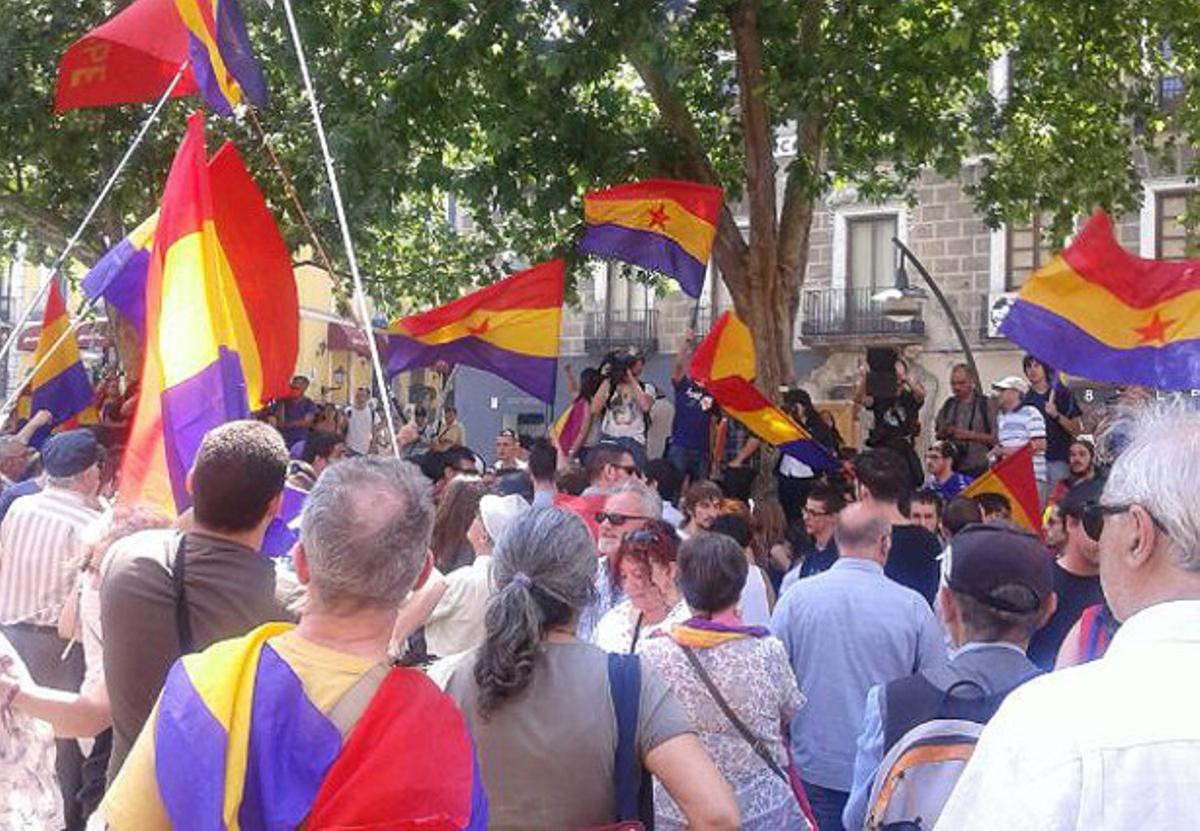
[595,521,691,655]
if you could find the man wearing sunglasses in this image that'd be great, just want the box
[1026,478,1105,671]
[937,407,1200,830]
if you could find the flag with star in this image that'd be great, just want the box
[1000,210,1200,391]
[578,179,724,298]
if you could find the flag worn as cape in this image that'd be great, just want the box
[28,282,99,434]
[113,623,487,829]
[962,443,1042,532]
[579,179,724,298]
[690,312,836,471]
[388,261,564,404]
[1001,210,1200,391]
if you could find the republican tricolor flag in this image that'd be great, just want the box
[28,282,99,434]
[962,444,1043,532]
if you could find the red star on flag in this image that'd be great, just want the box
[647,203,669,231]
[1133,310,1174,345]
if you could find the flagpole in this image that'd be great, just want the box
[278,0,400,458]
[0,63,188,386]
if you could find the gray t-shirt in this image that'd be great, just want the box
[446,641,691,830]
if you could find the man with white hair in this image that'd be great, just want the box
[100,457,487,829]
[936,406,1200,830]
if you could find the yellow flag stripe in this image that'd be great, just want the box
[585,198,716,264]
[405,307,562,358]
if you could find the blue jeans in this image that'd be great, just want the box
[666,444,708,482]
[802,780,849,831]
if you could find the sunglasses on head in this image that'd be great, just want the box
[595,511,646,527]
[626,527,669,545]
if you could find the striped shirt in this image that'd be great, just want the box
[998,404,1047,483]
[0,487,101,626]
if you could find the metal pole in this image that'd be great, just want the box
[891,237,983,391]
[279,0,401,457]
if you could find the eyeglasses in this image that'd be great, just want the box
[1081,502,1131,542]
[802,506,831,518]
[611,463,640,476]
[595,511,648,527]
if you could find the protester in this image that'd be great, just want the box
[668,330,715,485]
[445,508,739,830]
[276,374,318,449]
[0,409,50,491]
[856,357,926,488]
[0,429,103,829]
[0,633,61,830]
[101,457,487,829]
[1054,600,1120,669]
[343,387,377,455]
[854,449,942,605]
[909,489,944,540]
[991,375,1048,501]
[680,479,723,539]
[1043,502,1067,552]
[1048,436,1097,504]
[844,522,1053,830]
[583,440,639,495]
[595,520,689,653]
[557,364,601,459]
[491,427,527,474]
[431,403,467,452]
[779,483,845,594]
[1021,356,1083,489]
[647,389,675,462]
[430,476,488,574]
[941,496,983,540]
[641,533,812,830]
[645,458,686,527]
[923,440,973,501]
[592,348,656,466]
[301,429,346,479]
[714,416,760,501]
[522,438,555,508]
[936,406,1200,829]
[1026,478,1105,670]
[100,420,293,782]
[934,363,997,477]
[426,493,529,659]
[777,387,838,524]
[975,492,1012,523]
[770,503,946,831]
[709,513,775,627]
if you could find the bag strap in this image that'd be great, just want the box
[327,663,390,738]
[170,532,194,654]
[676,643,788,783]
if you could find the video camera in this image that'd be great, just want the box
[600,348,640,382]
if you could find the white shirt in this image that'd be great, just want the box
[344,404,376,455]
[997,405,1047,482]
[739,564,772,627]
[425,555,493,657]
[935,599,1200,831]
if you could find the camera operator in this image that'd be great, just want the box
[590,347,655,466]
[855,355,926,488]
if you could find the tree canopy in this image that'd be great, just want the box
[2,0,1198,383]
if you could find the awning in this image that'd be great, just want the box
[18,321,111,353]
[326,321,388,358]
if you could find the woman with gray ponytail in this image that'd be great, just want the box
[446,508,740,831]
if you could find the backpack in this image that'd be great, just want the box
[865,670,1037,830]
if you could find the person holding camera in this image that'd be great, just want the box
[934,363,997,477]
[854,356,926,489]
[591,347,656,467]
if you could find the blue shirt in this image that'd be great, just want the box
[778,538,840,599]
[0,479,41,527]
[670,376,713,452]
[925,471,973,502]
[769,558,946,792]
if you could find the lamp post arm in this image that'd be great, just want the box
[892,237,982,391]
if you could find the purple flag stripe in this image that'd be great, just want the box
[214,0,267,107]
[82,240,150,335]
[261,484,307,557]
[578,223,707,298]
[387,334,558,404]
[1002,300,1200,391]
[465,739,489,831]
[238,644,342,831]
[31,361,94,427]
[161,346,250,513]
[155,661,228,831]
[778,437,839,472]
[186,34,235,117]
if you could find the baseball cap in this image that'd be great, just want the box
[942,522,1053,614]
[991,375,1030,395]
[479,493,530,542]
[1058,476,1106,519]
[41,429,103,478]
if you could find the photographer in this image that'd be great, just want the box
[590,347,655,466]
[934,363,997,477]
[855,354,926,488]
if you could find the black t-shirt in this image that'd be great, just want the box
[1027,562,1104,671]
[1022,386,1082,463]
[870,389,921,446]
[885,524,942,606]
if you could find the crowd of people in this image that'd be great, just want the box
[0,337,1198,830]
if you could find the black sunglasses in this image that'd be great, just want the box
[595,511,647,527]
[1081,503,1132,542]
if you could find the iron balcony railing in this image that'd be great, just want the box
[584,308,659,356]
[800,287,925,341]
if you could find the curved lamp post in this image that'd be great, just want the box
[872,237,983,391]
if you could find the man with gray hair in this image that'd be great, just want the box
[936,406,1200,830]
[100,457,488,829]
[771,502,945,831]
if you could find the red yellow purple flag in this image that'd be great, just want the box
[962,443,1042,532]
[29,282,99,432]
[690,312,836,471]
[579,179,723,298]
[388,261,565,403]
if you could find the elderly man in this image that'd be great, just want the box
[935,364,996,478]
[101,420,293,782]
[936,407,1200,830]
[0,428,103,830]
[100,457,487,829]
[771,502,945,831]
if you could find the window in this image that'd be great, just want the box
[1155,189,1199,260]
[605,263,653,319]
[1006,216,1055,289]
[1159,40,1186,111]
[846,214,898,293]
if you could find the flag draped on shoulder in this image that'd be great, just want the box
[121,113,297,515]
[123,623,487,829]
[29,283,98,432]
[962,444,1042,532]
[579,179,723,298]
[388,260,565,404]
[690,312,836,471]
[1000,210,1200,391]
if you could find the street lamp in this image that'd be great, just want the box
[873,237,983,391]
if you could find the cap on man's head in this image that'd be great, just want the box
[1058,476,1106,519]
[991,375,1030,395]
[943,521,1053,614]
[42,429,102,478]
[479,493,530,541]
[497,428,518,440]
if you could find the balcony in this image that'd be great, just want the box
[584,309,659,356]
[799,287,925,344]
